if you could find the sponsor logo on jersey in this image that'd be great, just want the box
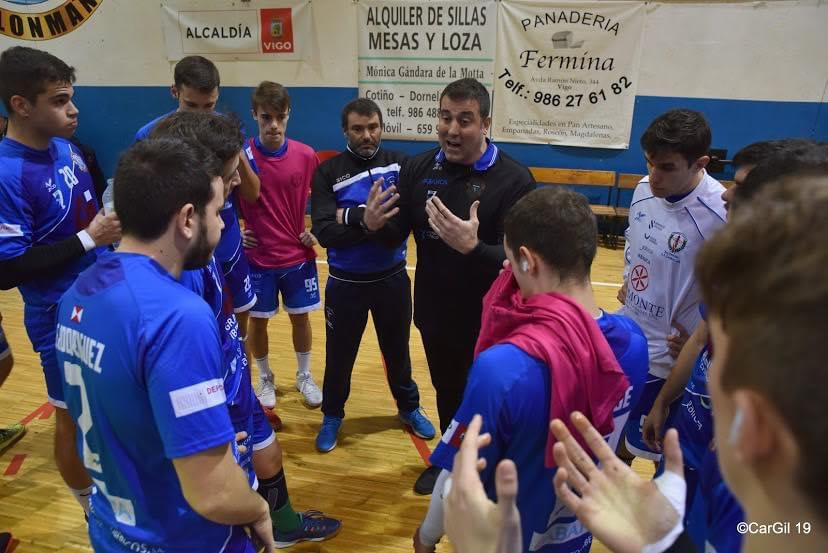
[0,0,104,41]
[648,219,665,231]
[169,378,226,418]
[630,264,649,291]
[0,222,23,237]
[668,231,688,253]
[640,244,654,256]
[71,150,88,172]
[70,305,83,323]
[644,232,658,246]
[334,173,351,184]
[441,418,468,448]
[634,211,646,222]
[422,178,448,186]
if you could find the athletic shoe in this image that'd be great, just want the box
[0,423,25,454]
[414,465,441,495]
[296,373,322,407]
[399,407,436,440]
[274,510,341,548]
[315,416,342,453]
[257,375,277,409]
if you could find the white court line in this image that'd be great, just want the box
[313,259,622,288]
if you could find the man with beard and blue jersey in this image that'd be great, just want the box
[56,137,275,552]
[310,98,435,452]
[153,111,341,548]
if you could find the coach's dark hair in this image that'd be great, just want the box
[697,175,828,521]
[341,98,383,131]
[149,111,244,164]
[440,78,490,119]
[114,138,221,241]
[731,139,816,170]
[640,109,711,166]
[504,187,597,282]
[174,56,220,92]
[735,142,828,209]
[0,46,75,112]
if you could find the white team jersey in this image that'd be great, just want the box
[620,171,726,378]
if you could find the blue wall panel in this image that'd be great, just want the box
[72,85,826,206]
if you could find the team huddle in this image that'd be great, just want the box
[0,45,826,553]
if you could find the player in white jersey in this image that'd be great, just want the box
[619,109,726,461]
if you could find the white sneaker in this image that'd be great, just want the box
[296,373,322,408]
[257,375,277,408]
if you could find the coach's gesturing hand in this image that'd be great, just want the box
[363,177,400,231]
[425,197,480,254]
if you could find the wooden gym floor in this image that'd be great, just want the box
[0,234,648,552]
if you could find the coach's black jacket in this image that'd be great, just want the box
[379,145,535,333]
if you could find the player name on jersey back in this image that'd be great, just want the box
[56,322,105,373]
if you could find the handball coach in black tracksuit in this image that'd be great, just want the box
[363,79,535,494]
[311,98,436,455]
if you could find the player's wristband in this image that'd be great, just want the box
[641,470,686,553]
[76,230,97,252]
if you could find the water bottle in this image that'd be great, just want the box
[102,178,115,215]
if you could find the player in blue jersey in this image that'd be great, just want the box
[414,187,631,553]
[56,137,275,552]
[134,55,260,339]
[153,111,341,547]
[0,46,121,516]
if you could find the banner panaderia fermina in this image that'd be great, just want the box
[160,0,311,61]
[357,0,497,141]
[492,0,645,148]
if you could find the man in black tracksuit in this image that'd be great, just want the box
[311,98,436,454]
[364,79,535,494]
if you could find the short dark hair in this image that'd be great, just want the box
[640,109,711,165]
[149,111,244,164]
[440,78,490,119]
[341,98,383,130]
[504,187,597,282]
[731,139,816,170]
[174,56,220,93]
[114,138,221,241]
[252,81,290,113]
[697,174,828,521]
[736,142,828,208]
[0,46,75,112]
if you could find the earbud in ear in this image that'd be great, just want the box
[729,407,745,444]
[520,259,529,273]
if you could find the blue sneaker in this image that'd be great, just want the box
[399,407,436,440]
[274,510,341,548]
[315,416,342,452]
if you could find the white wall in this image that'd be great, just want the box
[1,0,825,101]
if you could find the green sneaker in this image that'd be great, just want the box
[0,423,26,454]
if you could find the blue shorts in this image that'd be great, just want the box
[250,261,321,318]
[230,386,276,489]
[23,304,64,408]
[624,374,666,461]
[0,321,10,361]
[221,246,257,314]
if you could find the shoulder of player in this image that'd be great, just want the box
[288,138,317,158]
[472,344,545,388]
[403,146,441,170]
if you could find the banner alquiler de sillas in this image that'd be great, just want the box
[358,0,496,141]
[0,0,102,40]
[493,1,645,148]
[160,0,311,61]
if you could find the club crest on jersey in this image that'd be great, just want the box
[668,232,688,253]
[70,305,84,323]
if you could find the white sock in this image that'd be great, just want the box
[71,485,94,515]
[255,356,272,380]
[296,351,311,378]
